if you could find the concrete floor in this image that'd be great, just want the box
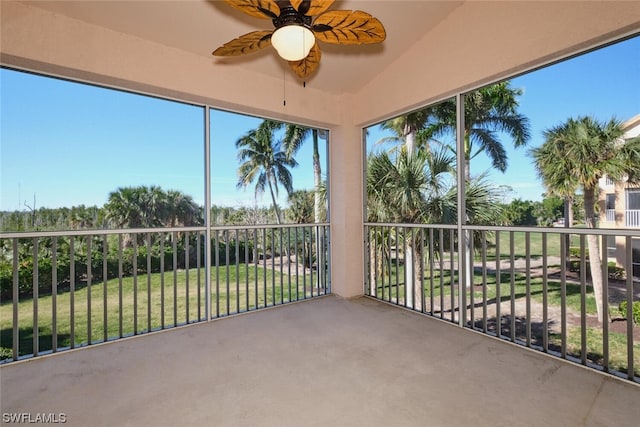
[1,295,639,427]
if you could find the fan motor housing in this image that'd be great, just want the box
[273,6,312,30]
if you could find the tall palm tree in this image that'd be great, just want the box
[236,120,298,224]
[380,107,434,156]
[281,124,325,223]
[426,81,531,181]
[530,115,640,323]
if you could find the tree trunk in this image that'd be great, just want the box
[266,175,282,225]
[584,187,605,323]
[405,125,416,156]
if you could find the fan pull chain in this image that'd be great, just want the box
[283,68,286,107]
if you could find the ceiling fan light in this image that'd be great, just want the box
[271,25,314,61]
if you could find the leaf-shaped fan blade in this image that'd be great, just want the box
[289,42,321,79]
[222,0,280,19]
[290,0,335,16]
[212,30,273,56]
[312,10,386,45]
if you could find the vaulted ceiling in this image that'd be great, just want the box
[22,1,463,95]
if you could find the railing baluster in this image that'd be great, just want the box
[601,237,609,373]
[625,236,634,380]
[287,227,291,303]
[270,228,275,305]
[449,229,455,323]
[438,229,444,320]
[509,231,515,343]
[185,231,190,322]
[254,230,259,309]
[118,234,123,337]
[308,226,314,299]
[235,231,240,312]
[560,233,567,358]
[469,234,475,328]
[541,233,547,352]
[525,232,531,347]
[197,231,202,321]
[133,237,138,334]
[580,235,587,365]
[86,236,92,345]
[279,228,284,303]
[262,228,267,307]
[103,234,108,342]
[52,237,58,353]
[32,238,39,357]
[147,233,152,331]
[70,237,75,348]
[12,239,19,360]
[246,229,250,310]
[225,230,230,314]
[295,227,300,301]
[481,230,487,334]
[160,233,165,328]
[172,232,177,326]
[215,230,220,317]
[495,231,501,338]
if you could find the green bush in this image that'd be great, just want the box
[0,347,12,360]
[618,301,640,325]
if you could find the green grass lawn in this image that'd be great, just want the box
[0,264,316,358]
[373,265,597,315]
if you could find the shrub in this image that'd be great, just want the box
[0,347,12,360]
[618,301,640,325]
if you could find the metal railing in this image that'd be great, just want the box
[0,224,330,363]
[626,210,640,227]
[364,223,640,383]
[606,209,616,223]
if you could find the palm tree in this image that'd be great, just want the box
[530,116,640,323]
[164,190,201,227]
[281,124,325,223]
[367,148,455,309]
[380,107,434,156]
[236,120,298,224]
[426,81,531,181]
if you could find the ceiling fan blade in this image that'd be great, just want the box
[222,0,280,19]
[289,42,321,79]
[312,10,386,45]
[212,30,273,56]
[290,0,335,16]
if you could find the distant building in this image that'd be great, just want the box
[597,114,640,278]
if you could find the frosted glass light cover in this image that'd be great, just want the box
[271,25,315,61]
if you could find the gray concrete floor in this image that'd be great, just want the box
[1,295,639,426]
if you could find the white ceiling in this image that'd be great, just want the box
[22,0,464,94]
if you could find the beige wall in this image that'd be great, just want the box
[2,1,639,298]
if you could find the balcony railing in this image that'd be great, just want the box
[364,223,640,383]
[626,210,640,227]
[606,209,616,222]
[0,224,330,363]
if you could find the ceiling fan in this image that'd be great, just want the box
[212,0,386,79]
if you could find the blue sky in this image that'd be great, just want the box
[1,35,638,211]
[0,73,325,210]
[367,35,640,202]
